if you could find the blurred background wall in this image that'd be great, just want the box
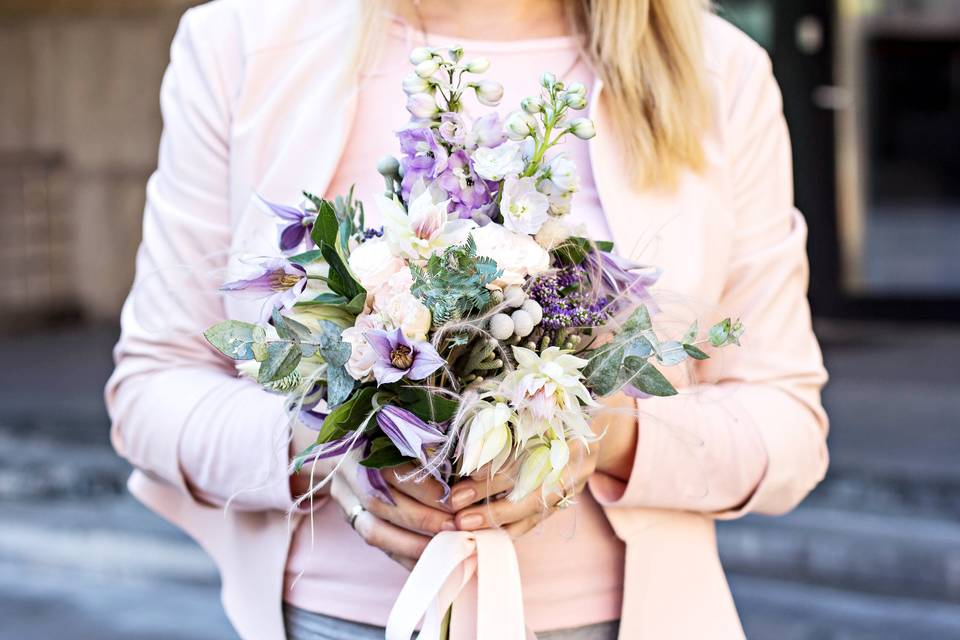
[0,1,958,639]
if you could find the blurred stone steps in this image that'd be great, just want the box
[730,574,960,640]
[718,505,960,603]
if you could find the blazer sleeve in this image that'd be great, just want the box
[104,8,297,512]
[590,45,829,517]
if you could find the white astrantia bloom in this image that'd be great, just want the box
[509,436,569,502]
[502,346,598,443]
[499,176,550,235]
[472,141,525,182]
[379,179,475,261]
[460,401,514,476]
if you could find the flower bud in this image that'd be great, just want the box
[406,93,439,119]
[539,72,557,89]
[566,81,587,98]
[472,80,504,107]
[414,58,440,78]
[448,45,464,61]
[377,155,400,178]
[567,117,596,140]
[402,72,432,95]
[409,47,434,65]
[464,57,490,73]
[521,96,544,114]
[563,92,587,110]
[504,110,538,141]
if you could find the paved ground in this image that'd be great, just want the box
[0,320,958,639]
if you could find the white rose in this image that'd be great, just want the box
[342,313,385,381]
[348,238,406,296]
[373,267,433,340]
[472,141,525,182]
[499,176,550,235]
[472,223,551,288]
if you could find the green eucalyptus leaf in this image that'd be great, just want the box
[203,320,259,360]
[257,341,302,384]
[584,342,626,397]
[656,340,688,366]
[683,344,710,360]
[709,319,732,347]
[681,321,699,345]
[622,304,653,334]
[622,355,677,397]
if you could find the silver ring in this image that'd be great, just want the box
[346,504,365,530]
[555,491,577,511]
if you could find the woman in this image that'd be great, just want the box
[105,0,829,638]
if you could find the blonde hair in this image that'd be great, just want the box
[351,0,712,190]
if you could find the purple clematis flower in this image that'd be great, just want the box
[584,250,662,314]
[436,150,492,220]
[364,327,446,385]
[377,405,446,462]
[220,258,308,321]
[259,196,315,253]
[397,126,449,199]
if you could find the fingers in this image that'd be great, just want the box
[330,473,431,569]
[383,464,453,511]
[448,462,518,510]
[454,484,547,530]
[363,487,457,535]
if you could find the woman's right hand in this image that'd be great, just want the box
[329,458,457,570]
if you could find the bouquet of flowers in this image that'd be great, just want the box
[204,44,743,638]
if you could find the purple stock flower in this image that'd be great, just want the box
[585,250,662,314]
[377,405,446,462]
[397,126,448,199]
[220,258,308,321]
[436,150,492,220]
[259,195,314,253]
[365,327,446,385]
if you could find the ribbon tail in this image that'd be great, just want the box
[475,529,529,640]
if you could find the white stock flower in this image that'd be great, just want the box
[471,223,550,288]
[460,401,514,476]
[546,154,580,192]
[347,237,407,295]
[379,180,475,261]
[472,141,525,182]
[500,176,550,235]
[373,267,432,341]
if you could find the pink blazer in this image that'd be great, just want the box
[105,1,829,638]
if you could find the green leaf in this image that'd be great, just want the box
[683,344,710,360]
[344,292,367,316]
[622,356,677,397]
[257,341,302,384]
[317,386,376,444]
[583,342,626,397]
[622,304,653,333]
[656,340,688,366]
[709,319,732,347]
[681,321,699,345]
[396,387,459,423]
[316,319,355,407]
[321,242,365,301]
[307,292,350,305]
[311,200,339,248]
[288,250,324,266]
[360,437,415,469]
[204,320,259,360]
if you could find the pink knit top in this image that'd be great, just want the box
[283,19,624,632]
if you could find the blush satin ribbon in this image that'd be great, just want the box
[385,529,536,640]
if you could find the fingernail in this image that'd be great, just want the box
[441,519,457,532]
[451,488,476,509]
[459,514,483,530]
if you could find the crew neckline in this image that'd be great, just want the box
[387,13,584,53]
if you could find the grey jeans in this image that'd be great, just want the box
[284,605,620,640]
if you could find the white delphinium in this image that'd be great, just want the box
[499,176,550,235]
[567,117,596,140]
[460,401,514,476]
[504,110,539,141]
[472,141,524,182]
[379,179,475,261]
[406,93,440,120]
[536,153,580,217]
[471,80,504,107]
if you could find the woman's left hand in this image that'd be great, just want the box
[450,393,638,537]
